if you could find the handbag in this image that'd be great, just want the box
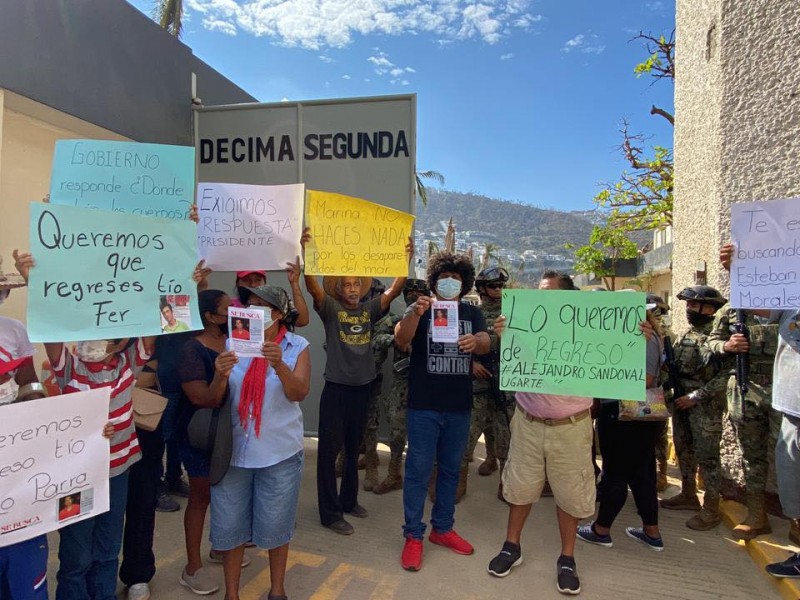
[187,398,233,485]
[618,387,670,421]
[132,387,168,432]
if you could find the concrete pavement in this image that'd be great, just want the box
[47,439,780,599]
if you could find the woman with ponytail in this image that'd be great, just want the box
[210,285,311,600]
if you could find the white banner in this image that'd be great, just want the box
[196,182,305,271]
[0,388,111,547]
[731,197,800,308]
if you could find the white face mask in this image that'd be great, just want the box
[75,340,111,363]
[436,277,462,300]
[0,379,19,405]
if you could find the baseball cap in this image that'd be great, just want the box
[236,270,267,279]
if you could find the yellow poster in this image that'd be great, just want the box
[304,190,414,276]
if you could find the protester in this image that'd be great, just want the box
[706,258,779,541]
[394,251,490,571]
[15,250,154,600]
[487,271,595,595]
[209,286,309,600]
[461,266,513,502]
[176,290,240,595]
[716,245,800,576]
[660,286,729,531]
[302,228,411,535]
[371,279,430,495]
[577,300,665,557]
[0,267,50,600]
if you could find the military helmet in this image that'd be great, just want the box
[645,293,670,313]
[676,285,727,308]
[404,278,429,294]
[475,266,509,289]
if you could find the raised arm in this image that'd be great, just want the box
[395,294,430,348]
[300,227,326,310]
[381,236,415,312]
[286,256,310,327]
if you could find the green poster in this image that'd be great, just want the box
[500,289,647,401]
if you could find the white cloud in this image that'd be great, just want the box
[500,52,514,60]
[342,74,351,79]
[318,55,334,63]
[561,33,605,55]
[368,50,415,83]
[187,0,543,49]
[390,79,411,86]
[645,1,665,10]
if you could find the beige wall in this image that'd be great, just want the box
[0,89,127,327]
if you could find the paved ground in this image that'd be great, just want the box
[47,439,779,600]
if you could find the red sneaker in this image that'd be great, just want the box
[429,529,474,555]
[401,537,424,571]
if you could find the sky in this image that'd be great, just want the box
[128,0,675,213]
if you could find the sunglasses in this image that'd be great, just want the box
[485,283,505,290]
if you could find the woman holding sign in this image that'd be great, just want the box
[210,285,310,600]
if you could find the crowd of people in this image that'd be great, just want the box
[1,223,799,600]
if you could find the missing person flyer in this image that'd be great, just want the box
[228,306,267,356]
[431,301,459,343]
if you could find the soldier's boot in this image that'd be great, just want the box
[686,494,722,531]
[428,466,437,503]
[790,519,800,546]
[732,493,772,541]
[373,456,403,495]
[478,446,498,476]
[656,457,669,493]
[455,464,469,504]
[335,451,344,477]
[660,478,700,511]
[362,450,380,492]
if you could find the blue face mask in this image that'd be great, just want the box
[436,277,462,300]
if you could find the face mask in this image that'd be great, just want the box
[0,379,20,405]
[436,277,462,300]
[686,310,714,328]
[218,321,230,336]
[247,306,275,331]
[75,340,111,363]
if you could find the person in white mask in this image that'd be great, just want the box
[394,251,490,572]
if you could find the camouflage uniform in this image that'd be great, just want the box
[462,297,514,476]
[362,313,394,490]
[663,322,728,521]
[706,304,780,538]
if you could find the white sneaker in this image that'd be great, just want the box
[179,567,220,595]
[127,583,151,600]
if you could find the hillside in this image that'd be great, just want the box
[415,189,596,257]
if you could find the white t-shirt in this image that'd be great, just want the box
[0,315,36,365]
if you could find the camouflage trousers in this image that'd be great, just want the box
[364,378,408,462]
[671,394,725,497]
[726,377,780,497]
[362,376,384,462]
[656,421,669,464]
[462,392,514,467]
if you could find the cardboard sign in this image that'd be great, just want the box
[27,202,201,342]
[49,140,195,220]
[196,183,305,271]
[0,388,111,547]
[500,289,647,400]
[730,197,800,308]
[304,190,413,277]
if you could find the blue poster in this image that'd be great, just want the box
[49,140,195,220]
[27,202,202,342]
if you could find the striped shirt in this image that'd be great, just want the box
[54,339,150,476]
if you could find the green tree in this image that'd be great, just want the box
[153,0,184,37]
[595,31,674,232]
[415,170,445,207]
[570,223,639,291]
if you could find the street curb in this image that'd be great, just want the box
[720,500,800,600]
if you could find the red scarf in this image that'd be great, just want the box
[238,326,287,437]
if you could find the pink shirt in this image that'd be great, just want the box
[515,391,593,420]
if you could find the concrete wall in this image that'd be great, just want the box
[675,0,800,498]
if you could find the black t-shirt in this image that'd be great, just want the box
[407,302,488,412]
[175,338,219,443]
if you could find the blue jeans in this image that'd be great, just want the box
[56,471,129,600]
[0,535,48,600]
[403,409,471,539]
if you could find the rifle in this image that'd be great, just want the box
[733,309,750,399]
[662,336,685,401]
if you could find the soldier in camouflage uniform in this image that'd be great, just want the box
[459,266,515,502]
[368,279,429,494]
[706,302,780,540]
[362,309,392,490]
[660,286,729,531]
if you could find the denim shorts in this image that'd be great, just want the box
[178,437,210,478]
[210,450,304,551]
